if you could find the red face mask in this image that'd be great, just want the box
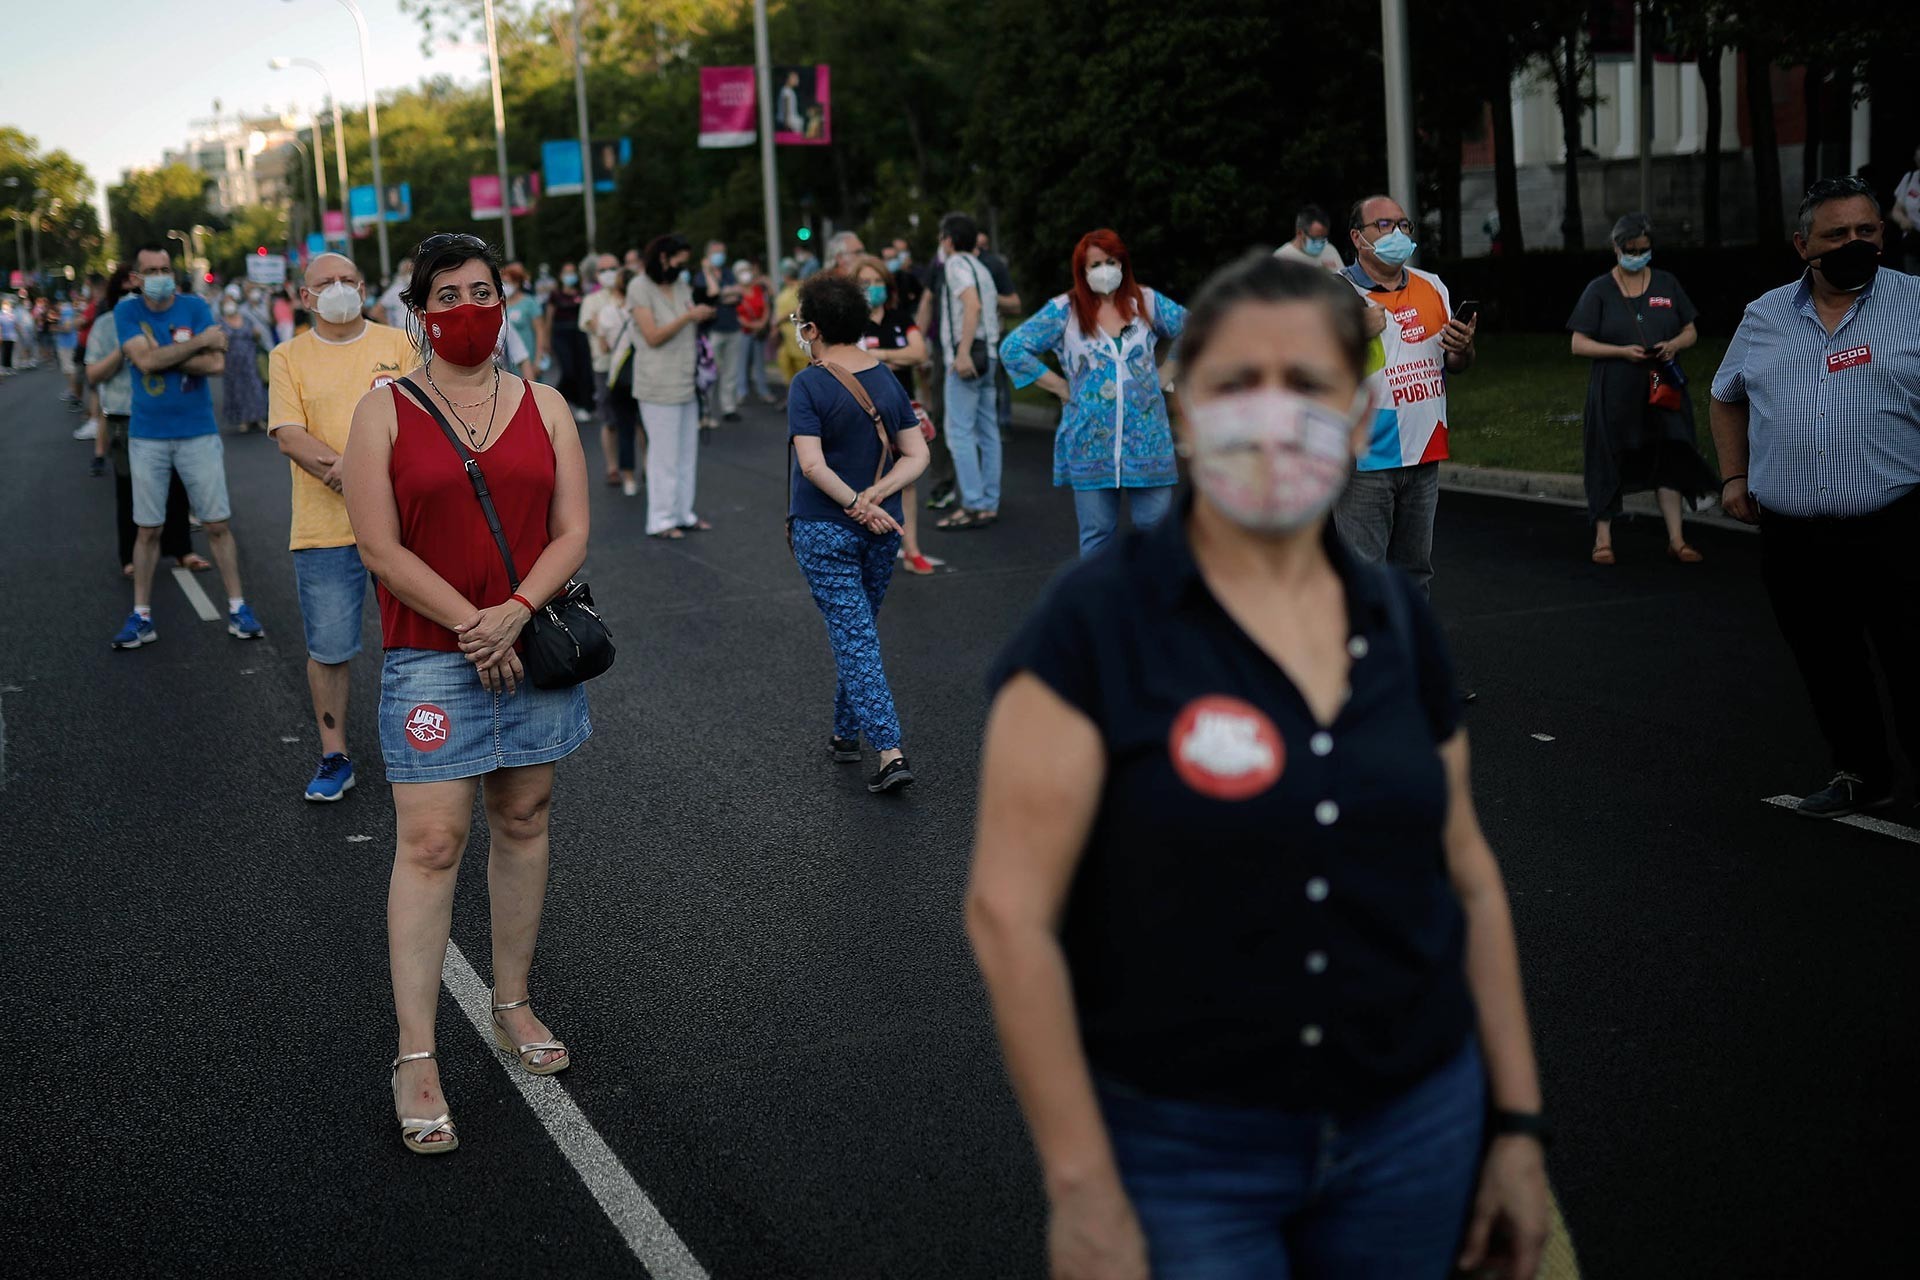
[422,302,504,367]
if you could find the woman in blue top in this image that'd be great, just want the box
[787,272,931,794]
[999,229,1187,556]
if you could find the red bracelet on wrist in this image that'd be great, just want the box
[510,593,534,612]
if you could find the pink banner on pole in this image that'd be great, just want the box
[471,173,541,219]
[322,209,348,242]
[773,65,830,146]
[700,66,757,148]
[471,175,504,219]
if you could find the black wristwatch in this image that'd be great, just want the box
[1489,1109,1553,1148]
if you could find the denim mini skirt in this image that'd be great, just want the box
[379,647,592,783]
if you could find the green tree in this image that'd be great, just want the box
[1,127,104,282]
[974,0,1382,302]
[107,164,216,264]
[205,205,292,282]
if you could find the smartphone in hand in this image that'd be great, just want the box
[1452,300,1480,325]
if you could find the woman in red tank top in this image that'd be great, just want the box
[343,234,592,1156]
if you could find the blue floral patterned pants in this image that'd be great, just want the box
[791,519,904,750]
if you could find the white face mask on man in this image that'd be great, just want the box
[312,280,365,325]
[1182,388,1364,534]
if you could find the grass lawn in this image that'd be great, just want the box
[1446,332,1730,475]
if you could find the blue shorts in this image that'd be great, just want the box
[293,545,370,664]
[378,647,592,784]
[128,433,232,527]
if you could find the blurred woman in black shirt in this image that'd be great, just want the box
[967,252,1550,1280]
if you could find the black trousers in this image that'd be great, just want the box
[1760,488,1920,786]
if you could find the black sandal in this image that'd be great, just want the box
[936,509,981,530]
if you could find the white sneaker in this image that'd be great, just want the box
[72,419,99,441]
[622,478,639,497]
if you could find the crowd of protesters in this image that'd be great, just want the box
[14,155,1917,1278]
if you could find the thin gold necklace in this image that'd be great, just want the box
[426,361,502,450]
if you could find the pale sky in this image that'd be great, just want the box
[5,0,488,225]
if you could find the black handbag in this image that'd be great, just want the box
[398,376,615,689]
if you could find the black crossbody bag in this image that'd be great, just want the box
[398,376,615,689]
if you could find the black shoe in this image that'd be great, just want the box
[88,457,105,478]
[722,410,741,422]
[1795,771,1894,819]
[829,736,861,763]
[868,757,915,793]
[927,482,957,511]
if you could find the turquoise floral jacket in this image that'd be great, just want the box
[999,288,1186,491]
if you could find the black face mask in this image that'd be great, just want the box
[1810,238,1880,293]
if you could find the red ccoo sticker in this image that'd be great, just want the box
[403,703,451,751]
[1647,296,1673,308]
[1168,695,1285,801]
[1826,345,1872,373]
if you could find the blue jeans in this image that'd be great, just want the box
[1098,1039,1485,1280]
[128,433,232,526]
[943,364,1001,512]
[1071,485,1177,557]
[292,544,369,664]
[790,520,904,750]
[1331,461,1440,597]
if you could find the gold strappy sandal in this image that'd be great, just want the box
[391,1050,459,1155]
[490,991,571,1076]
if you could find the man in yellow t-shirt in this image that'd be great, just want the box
[268,252,417,802]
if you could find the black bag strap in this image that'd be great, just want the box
[394,376,523,590]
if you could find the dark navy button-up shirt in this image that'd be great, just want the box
[1711,268,1920,519]
[990,503,1474,1113]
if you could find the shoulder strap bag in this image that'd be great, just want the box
[785,359,897,550]
[397,376,615,689]
[943,257,992,374]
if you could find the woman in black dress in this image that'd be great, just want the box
[1567,213,1717,564]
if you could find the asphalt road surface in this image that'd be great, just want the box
[3,359,1914,1277]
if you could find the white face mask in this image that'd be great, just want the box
[313,280,364,325]
[1087,262,1124,295]
[1184,388,1361,534]
[502,281,519,298]
[597,269,619,290]
[221,300,240,316]
[793,319,814,358]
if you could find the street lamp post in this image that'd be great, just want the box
[571,0,596,255]
[482,0,515,260]
[1,177,25,283]
[31,190,49,284]
[272,56,351,259]
[289,0,391,278]
[754,0,780,269]
[1380,0,1417,233]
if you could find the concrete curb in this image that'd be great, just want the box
[1007,402,1754,534]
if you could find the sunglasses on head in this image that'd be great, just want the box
[417,233,488,253]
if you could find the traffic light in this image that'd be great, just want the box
[795,227,812,242]
[204,272,215,283]
[256,246,268,256]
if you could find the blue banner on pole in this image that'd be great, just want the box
[349,184,412,227]
[543,138,629,196]
[306,232,327,258]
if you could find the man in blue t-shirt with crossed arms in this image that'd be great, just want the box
[110,243,264,649]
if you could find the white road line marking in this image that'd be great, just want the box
[440,943,710,1279]
[1531,733,1556,742]
[171,567,221,622]
[1763,795,1920,844]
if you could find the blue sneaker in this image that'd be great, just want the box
[304,753,356,802]
[228,602,265,639]
[110,611,157,650]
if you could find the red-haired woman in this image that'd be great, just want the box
[1000,230,1187,556]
